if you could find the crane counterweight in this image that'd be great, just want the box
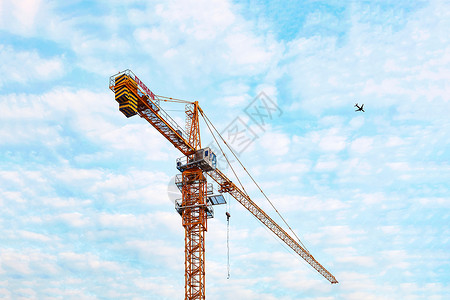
[114,73,138,117]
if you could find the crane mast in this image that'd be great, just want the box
[109,70,338,300]
[180,101,208,299]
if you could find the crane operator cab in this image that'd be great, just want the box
[176,147,217,172]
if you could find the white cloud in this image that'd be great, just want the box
[99,124,170,160]
[0,0,284,94]
[380,250,413,269]
[337,157,373,179]
[133,277,180,298]
[417,197,449,208]
[336,254,375,268]
[260,194,349,214]
[224,32,275,67]
[350,137,374,153]
[1,1,449,299]
[386,136,406,147]
[128,0,282,83]
[386,162,411,171]
[314,155,340,172]
[349,116,365,129]
[218,94,251,107]
[0,249,59,277]
[121,239,183,270]
[259,131,291,156]
[379,226,401,235]
[314,160,338,171]
[58,252,123,274]
[0,45,65,86]
[266,160,311,174]
[98,213,150,229]
[220,81,250,96]
[286,1,450,118]
[0,0,43,34]
[0,88,172,161]
[18,230,55,243]
[156,0,236,40]
[56,212,91,228]
[306,225,366,246]
[358,192,387,206]
[319,134,347,152]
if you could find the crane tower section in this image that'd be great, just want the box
[110,71,226,299]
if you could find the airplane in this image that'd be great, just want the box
[354,103,365,112]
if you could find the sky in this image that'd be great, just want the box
[0,0,449,299]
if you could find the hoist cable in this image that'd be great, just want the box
[226,211,230,279]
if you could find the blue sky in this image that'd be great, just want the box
[0,0,449,299]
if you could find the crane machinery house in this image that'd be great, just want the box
[176,147,217,172]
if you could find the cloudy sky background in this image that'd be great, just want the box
[1,0,449,299]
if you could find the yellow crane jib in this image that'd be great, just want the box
[109,70,196,156]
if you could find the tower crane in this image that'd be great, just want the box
[109,69,338,300]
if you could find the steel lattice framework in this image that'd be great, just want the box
[182,168,207,300]
[108,69,338,300]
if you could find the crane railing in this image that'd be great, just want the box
[207,168,338,284]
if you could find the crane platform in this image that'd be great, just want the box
[176,147,217,172]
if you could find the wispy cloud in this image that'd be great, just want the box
[0,0,449,299]
[0,45,65,87]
